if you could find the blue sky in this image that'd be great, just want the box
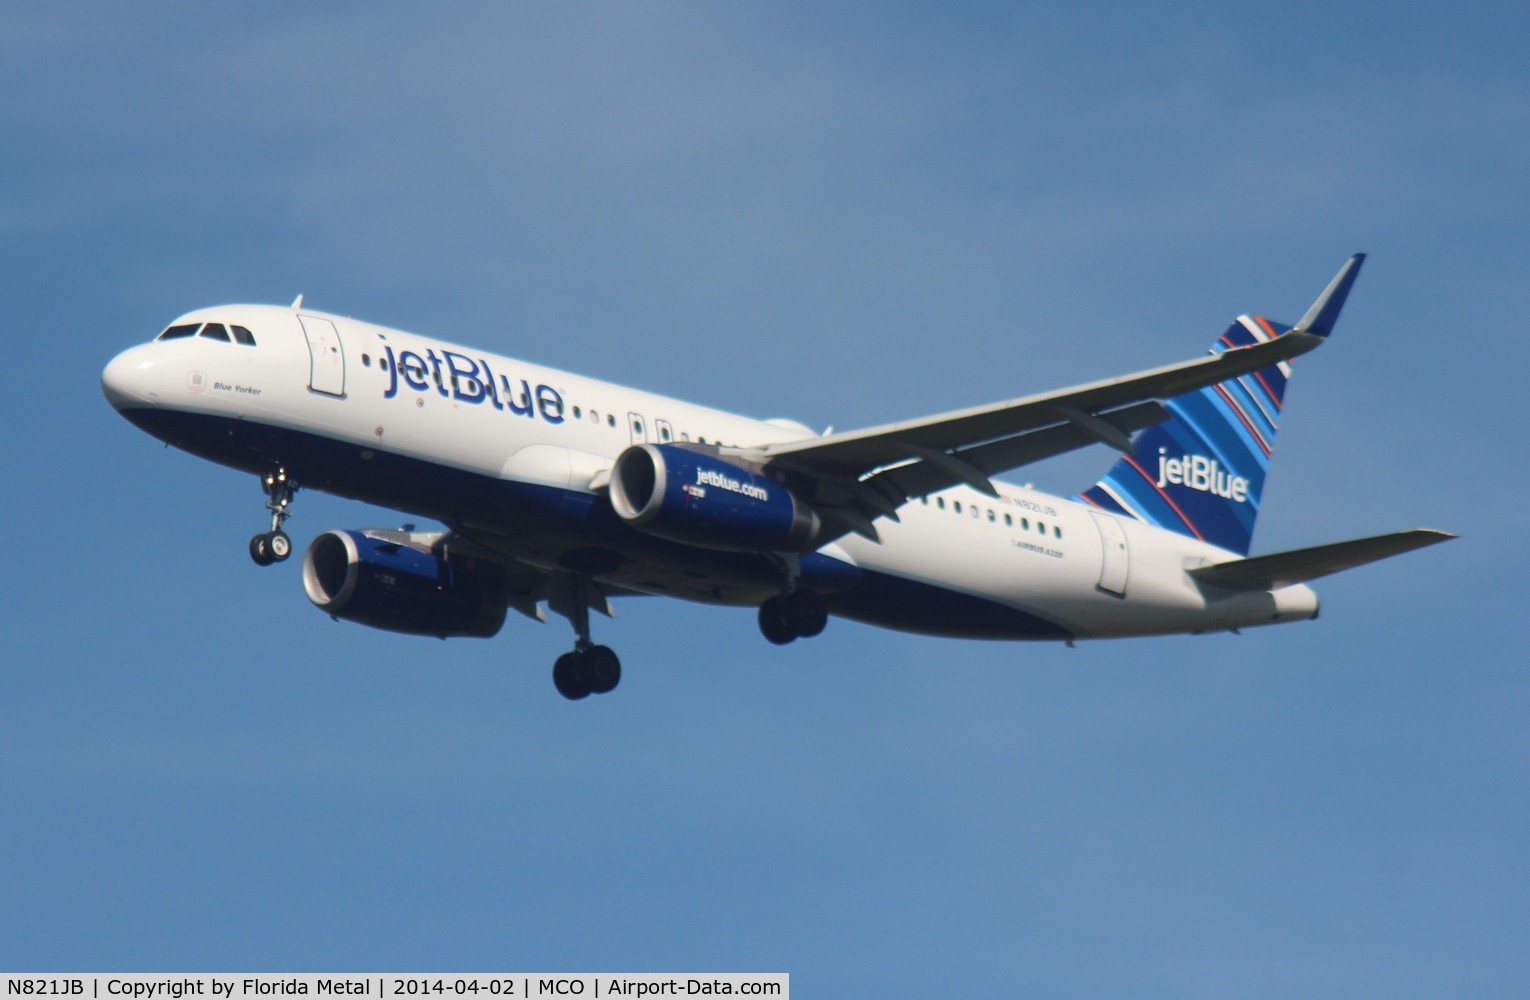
[2,2,1525,994]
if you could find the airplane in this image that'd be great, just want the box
[101,254,1452,699]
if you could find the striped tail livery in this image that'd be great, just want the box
[1079,255,1364,556]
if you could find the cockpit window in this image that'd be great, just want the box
[155,321,256,345]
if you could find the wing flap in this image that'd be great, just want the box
[1188,529,1455,591]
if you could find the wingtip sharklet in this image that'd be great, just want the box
[1293,253,1365,338]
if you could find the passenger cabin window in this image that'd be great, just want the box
[199,323,230,342]
[158,323,200,340]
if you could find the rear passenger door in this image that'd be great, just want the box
[1089,511,1130,596]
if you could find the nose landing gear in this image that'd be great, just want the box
[249,467,298,566]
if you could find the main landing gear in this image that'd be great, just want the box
[757,553,831,645]
[548,574,621,701]
[553,645,621,701]
[249,467,298,566]
[758,589,828,645]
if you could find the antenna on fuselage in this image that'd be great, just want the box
[290,294,304,309]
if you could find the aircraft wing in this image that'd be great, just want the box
[724,256,1364,541]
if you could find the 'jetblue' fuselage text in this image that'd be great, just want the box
[381,343,564,424]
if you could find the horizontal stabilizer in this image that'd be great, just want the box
[1188,528,1454,591]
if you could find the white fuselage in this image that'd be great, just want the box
[101,304,1319,641]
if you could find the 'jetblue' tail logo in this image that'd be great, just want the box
[1155,449,1249,503]
[1078,315,1291,555]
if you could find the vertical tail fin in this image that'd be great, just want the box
[1077,256,1364,556]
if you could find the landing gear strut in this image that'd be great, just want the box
[549,574,621,700]
[249,467,297,566]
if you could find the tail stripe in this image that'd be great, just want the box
[1252,370,1284,413]
[1120,454,1206,540]
[1227,368,1281,436]
[1239,316,1292,400]
[1173,389,1270,484]
[1224,316,1295,395]
[1236,373,1281,427]
[1213,382,1272,456]
[1079,481,1131,518]
[1098,481,1148,522]
[1080,477,1149,524]
[1075,315,1298,556]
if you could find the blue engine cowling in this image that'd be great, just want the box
[609,444,821,552]
[302,530,507,638]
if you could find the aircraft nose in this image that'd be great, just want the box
[101,346,154,410]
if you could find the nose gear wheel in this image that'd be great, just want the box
[249,467,298,565]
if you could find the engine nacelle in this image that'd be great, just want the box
[609,444,821,552]
[302,530,507,638]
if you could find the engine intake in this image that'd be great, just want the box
[302,530,506,638]
[609,444,820,552]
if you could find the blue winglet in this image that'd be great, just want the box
[1293,253,1365,338]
